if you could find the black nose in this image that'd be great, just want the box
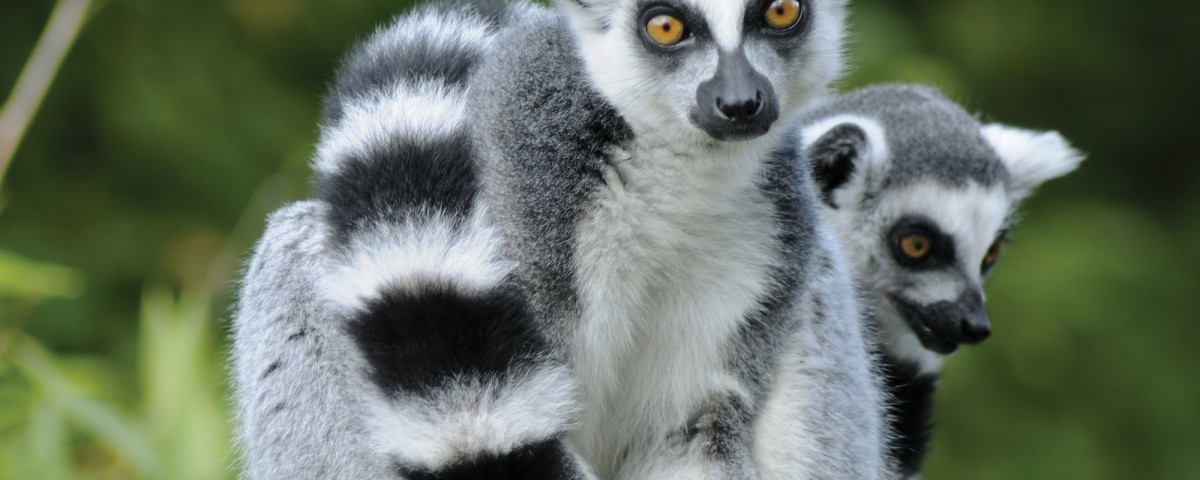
[960,317,991,344]
[690,49,779,141]
[957,289,991,344]
[716,90,765,122]
[889,288,991,354]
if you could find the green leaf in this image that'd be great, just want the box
[0,249,84,299]
[138,286,233,480]
[26,403,72,480]
[8,335,162,478]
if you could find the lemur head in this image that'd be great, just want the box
[558,0,845,147]
[799,84,1084,367]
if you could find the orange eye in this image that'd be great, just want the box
[900,234,931,260]
[983,240,1003,267]
[765,0,802,30]
[646,14,686,46]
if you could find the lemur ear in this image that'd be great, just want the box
[802,118,880,208]
[980,124,1085,203]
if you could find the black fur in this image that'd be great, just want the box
[890,286,989,354]
[322,2,507,124]
[808,123,865,208]
[346,284,548,397]
[260,360,280,380]
[324,41,475,124]
[317,2,510,244]
[314,8,585,476]
[885,216,958,270]
[880,355,937,477]
[398,439,583,480]
[317,130,477,244]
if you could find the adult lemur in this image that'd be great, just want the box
[796,84,1084,477]
[233,0,888,479]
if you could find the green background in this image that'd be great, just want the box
[1,0,1196,478]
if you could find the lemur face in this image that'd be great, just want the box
[809,118,1011,357]
[800,85,1083,365]
[860,180,1011,356]
[559,0,846,144]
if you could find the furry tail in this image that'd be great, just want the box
[315,1,507,237]
[302,4,591,477]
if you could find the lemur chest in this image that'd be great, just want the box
[568,147,780,465]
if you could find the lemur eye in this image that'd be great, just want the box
[646,14,687,46]
[900,234,932,260]
[764,0,803,30]
[982,240,1003,269]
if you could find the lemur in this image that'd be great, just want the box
[232,1,889,479]
[795,83,1084,477]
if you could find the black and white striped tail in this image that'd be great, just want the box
[312,4,588,477]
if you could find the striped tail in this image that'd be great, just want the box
[308,3,592,477]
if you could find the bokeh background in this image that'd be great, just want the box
[1,0,1196,478]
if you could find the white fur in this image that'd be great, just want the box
[560,0,714,144]
[694,0,747,52]
[311,6,501,175]
[615,440,723,480]
[828,179,1010,372]
[570,140,779,478]
[553,2,867,476]
[801,114,892,170]
[374,7,496,53]
[981,123,1084,202]
[240,1,870,477]
[872,181,1012,286]
[559,0,845,149]
[752,228,888,479]
[774,0,848,116]
[314,80,471,175]
[234,201,401,479]
[365,365,580,471]
[321,208,511,311]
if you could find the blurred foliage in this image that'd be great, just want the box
[0,0,1196,478]
[1,287,230,480]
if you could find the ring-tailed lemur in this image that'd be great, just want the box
[232,0,889,478]
[795,84,1085,477]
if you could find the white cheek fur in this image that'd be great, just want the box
[824,179,1012,368]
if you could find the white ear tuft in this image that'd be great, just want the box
[981,123,1085,202]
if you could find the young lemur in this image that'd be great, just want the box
[796,83,1084,477]
[233,1,888,479]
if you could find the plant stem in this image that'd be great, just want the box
[0,0,94,188]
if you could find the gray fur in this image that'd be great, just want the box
[799,84,1009,189]
[232,201,395,479]
[234,1,888,478]
[468,7,885,477]
[796,83,1084,477]
[471,6,631,346]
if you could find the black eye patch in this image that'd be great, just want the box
[886,217,957,270]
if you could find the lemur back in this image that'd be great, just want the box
[796,84,1084,477]
[234,1,888,478]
